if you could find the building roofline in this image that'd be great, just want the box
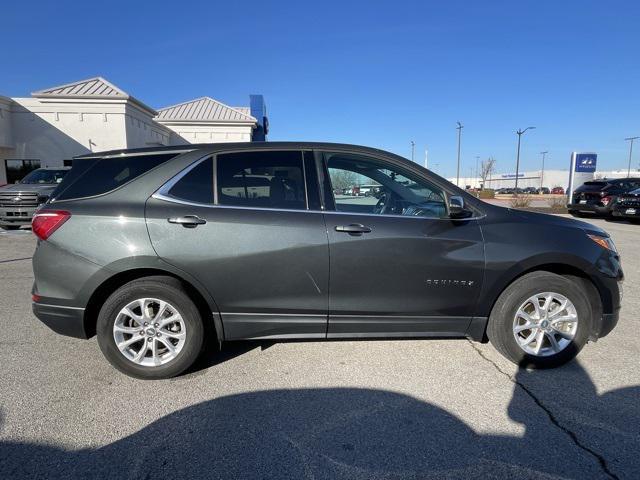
[32,76,157,116]
[156,96,256,123]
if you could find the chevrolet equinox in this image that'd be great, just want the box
[31,143,623,379]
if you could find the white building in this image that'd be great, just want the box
[0,77,267,184]
[448,168,640,190]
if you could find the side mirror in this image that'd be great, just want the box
[448,195,469,219]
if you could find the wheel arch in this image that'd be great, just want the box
[83,267,223,344]
[481,262,605,342]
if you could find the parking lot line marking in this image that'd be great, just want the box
[0,257,32,264]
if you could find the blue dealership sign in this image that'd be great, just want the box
[575,153,597,172]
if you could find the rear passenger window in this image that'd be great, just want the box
[216,151,306,210]
[167,158,214,204]
[54,153,179,201]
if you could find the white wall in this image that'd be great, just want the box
[159,123,253,144]
[451,169,640,190]
[124,105,172,148]
[11,98,132,166]
[0,96,13,150]
[0,94,256,184]
[0,97,13,183]
[6,98,174,168]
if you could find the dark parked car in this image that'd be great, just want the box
[568,178,640,217]
[31,143,622,379]
[537,187,550,195]
[0,167,70,229]
[612,187,640,223]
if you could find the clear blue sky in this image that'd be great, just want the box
[3,0,639,177]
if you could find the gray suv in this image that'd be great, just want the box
[31,143,622,379]
[0,167,70,229]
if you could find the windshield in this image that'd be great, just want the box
[20,169,68,184]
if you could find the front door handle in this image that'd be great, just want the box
[167,215,207,228]
[335,224,372,235]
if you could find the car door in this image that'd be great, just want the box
[145,150,329,340]
[319,150,485,338]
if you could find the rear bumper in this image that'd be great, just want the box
[32,302,88,339]
[567,203,610,215]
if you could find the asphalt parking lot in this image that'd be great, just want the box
[0,217,638,479]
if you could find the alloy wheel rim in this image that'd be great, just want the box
[512,292,578,357]
[113,298,186,367]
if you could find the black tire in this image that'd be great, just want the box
[0,225,21,230]
[568,210,585,218]
[97,276,205,379]
[487,271,592,369]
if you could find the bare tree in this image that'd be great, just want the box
[330,169,357,191]
[480,157,497,189]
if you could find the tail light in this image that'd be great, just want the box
[32,210,71,240]
[601,196,612,206]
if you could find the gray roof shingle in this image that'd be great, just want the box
[32,77,156,115]
[156,97,256,123]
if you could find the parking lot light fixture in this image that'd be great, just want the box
[540,151,548,191]
[456,122,463,187]
[515,127,536,192]
[625,137,639,178]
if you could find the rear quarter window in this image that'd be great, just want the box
[53,153,179,201]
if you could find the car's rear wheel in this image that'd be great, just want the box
[97,276,204,379]
[487,271,592,369]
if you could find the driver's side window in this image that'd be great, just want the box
[324,152,446,218]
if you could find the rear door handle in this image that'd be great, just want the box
[334,224,372,235]
[167,215,207,228]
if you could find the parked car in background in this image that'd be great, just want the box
[0,167,70,230]
[31,142,622,379]
[568,178,640,217]
[523,187,537,194]
[537,187,550,195]
[551,186,565,195]
[612,187,640,223]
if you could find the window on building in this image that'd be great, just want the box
[216,151,306,210]
[5,159,41,184]
[167,157,214,204]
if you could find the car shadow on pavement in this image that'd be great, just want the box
[0,362,638,479]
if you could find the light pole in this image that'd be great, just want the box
[456,122,463,187]
[411,141,415,162]
[539,151,548,191]
[515,126,536,192]
[625,137,639,178]
[475,155,480,188]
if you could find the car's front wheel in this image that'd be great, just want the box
[487,271,592,369]
[97,276,204,379]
